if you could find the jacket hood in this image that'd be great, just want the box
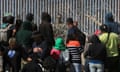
[22,21,32,30]
[105,12,114,22]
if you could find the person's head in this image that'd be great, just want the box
[41,12,51,23]
[6,15,15,24]
[9,37,16,48]
[66,18,74,28]
[15,19,23,30]
[2,16,7,23]
[100,24,109,33]
[26,13,34,21]
[105,12,114,22]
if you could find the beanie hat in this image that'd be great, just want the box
[53,37,66,50]
[100,24,109,32]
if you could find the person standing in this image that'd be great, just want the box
[84,35,106,72]
[3,38,28,72]
[39,12,55,54]
[99,24,120,72]
[16,13,34,49]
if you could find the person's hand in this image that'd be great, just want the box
[27,57,32,62]
[38,48,43,52]
[33,47,42,53]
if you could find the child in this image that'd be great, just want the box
[66,32,83,72]
[3,37,28,72]
[50,37,67,72]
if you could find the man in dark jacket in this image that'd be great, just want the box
[39,12,55,52]
[66,18,86,47]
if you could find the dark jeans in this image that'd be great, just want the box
[105,56,119,72]
[84,59,90,72]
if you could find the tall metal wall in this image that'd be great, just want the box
[0,0,120,34]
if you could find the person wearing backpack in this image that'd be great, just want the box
[99,24,120,72]
[84,35,107,72]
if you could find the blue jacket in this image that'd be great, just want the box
[105,12,120,34]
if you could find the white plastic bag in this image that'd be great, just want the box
[60,49,69,63]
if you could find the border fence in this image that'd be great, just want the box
[0,0,120,34]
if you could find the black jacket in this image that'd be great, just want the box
[39,22,55,47]
[3,45,28,72]
[84,35,107,62]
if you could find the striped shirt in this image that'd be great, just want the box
[68,47,82,63]
[67,41,82,63]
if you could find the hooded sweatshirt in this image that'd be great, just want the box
[16,21,33,49]
[84,35,107,62]
[105,12,120,34]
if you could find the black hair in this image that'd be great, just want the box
[32,24,37,31]
[26,13,34,21]
[6,15,15,24]
[15,19,23,30]
[66,32,78,43]
[100,24,110,32]
[41,12,51,23]
[66,18,73,24]
[2,16,8,23]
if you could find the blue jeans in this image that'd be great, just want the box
[72,63,81,72]
[89,63,104,72]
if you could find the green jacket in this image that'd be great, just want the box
[16,20,33,48]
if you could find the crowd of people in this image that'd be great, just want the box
[0,12,120,72]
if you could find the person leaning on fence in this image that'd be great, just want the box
[99,24,120,72]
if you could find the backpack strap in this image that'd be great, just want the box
[105,32,110,45]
